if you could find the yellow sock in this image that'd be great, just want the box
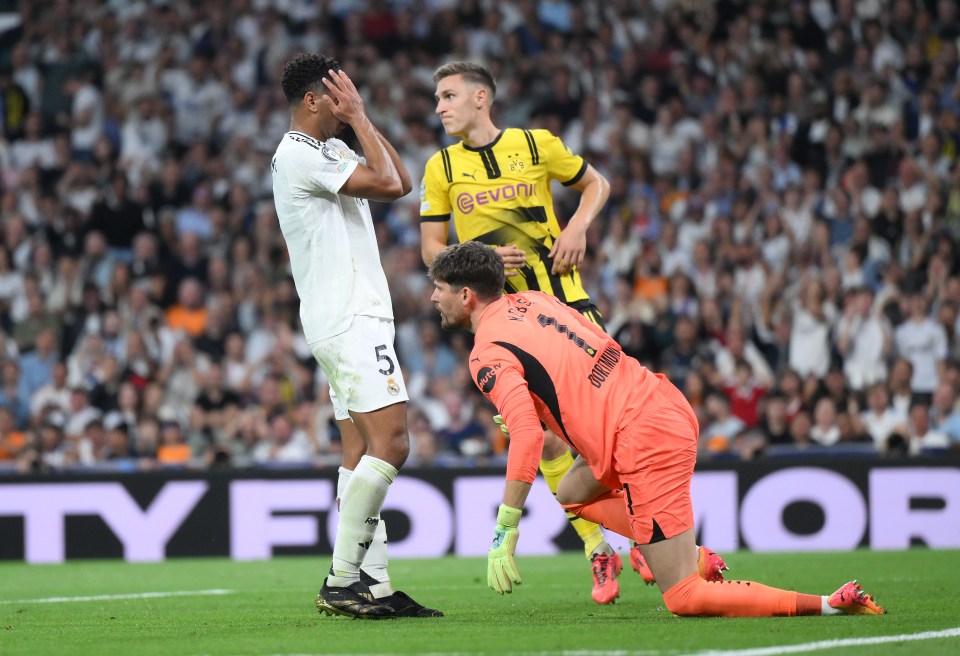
[540,452,606,558]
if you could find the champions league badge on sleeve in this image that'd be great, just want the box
[321,144,342,163]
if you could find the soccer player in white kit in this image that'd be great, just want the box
[271,53,441,619]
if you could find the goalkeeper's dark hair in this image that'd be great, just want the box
[428,241,505,301]
[433,61,496,99]
[280,52,341,105]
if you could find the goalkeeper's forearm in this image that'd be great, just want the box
[502,479,532,510]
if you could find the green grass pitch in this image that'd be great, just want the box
[2,550,959,656]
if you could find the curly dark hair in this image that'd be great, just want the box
[428,241,505,301]
[279,52,341,104]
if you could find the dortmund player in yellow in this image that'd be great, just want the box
[420,61,621,603]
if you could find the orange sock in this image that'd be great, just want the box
[561,490,632,538]
[662,573,823,617]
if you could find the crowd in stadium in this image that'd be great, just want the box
[0,0,958,473]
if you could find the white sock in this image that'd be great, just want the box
[328,455,397,588]
[821,595,842,615]
[337,465,393,596]
[337,466,352,509]
[362,518,394,598]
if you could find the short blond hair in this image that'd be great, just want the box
[433,61,496,98]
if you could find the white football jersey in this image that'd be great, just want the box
[271,131,394,343]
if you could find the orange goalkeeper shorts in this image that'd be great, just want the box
[613,373,699,545]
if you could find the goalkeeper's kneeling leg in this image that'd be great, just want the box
[662,573,822,617]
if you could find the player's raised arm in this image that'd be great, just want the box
[374,126,413,195]
[321,70,406,202]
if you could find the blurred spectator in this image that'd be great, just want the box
[30,361,70,420]
[13,287,62,353]
[251,411,313,465]
[905,401,951,455]
[810,397,841,446]
[0,360,28,427]
[930,381,960,443]
[435,390,487,459]
[86,172,147,257]
[165,277,209,338]
[194,362,240,439]
[789,276,836,380]
[133,416,160,464]
[103,421,135,463]
[10,113,56,171]
[860,382,908,452]
[158,337,202,423]
[835,286,892,390]
[660,315,711,386]
[702,392,746,457]
[0,406,26,461]
[894,291,948,399]
[722,356,768,430]
[36,422,66,471]
[156,418,192,466]
[714,326,775,388]
[756,392,791,447]
[64,69,104,162]
[788,410,814,448]
[18,327,58,399]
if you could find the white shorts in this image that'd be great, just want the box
[310,315,408,421]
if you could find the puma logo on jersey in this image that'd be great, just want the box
[462,171,476,180]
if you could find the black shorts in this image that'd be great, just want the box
[567,300,606,332]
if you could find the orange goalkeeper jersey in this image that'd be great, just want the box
[469,291,661,489]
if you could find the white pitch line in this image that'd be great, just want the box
[681,626,960,656]
[250,628,960,656]
[0,589,235,604]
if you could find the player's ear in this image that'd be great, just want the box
[303,89,329,112]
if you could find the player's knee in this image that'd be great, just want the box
[390,433,409,466]
[383,428,409,467]
[555,477,593,506]
[366,426,409,468]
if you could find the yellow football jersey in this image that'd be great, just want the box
[420,128,590,304]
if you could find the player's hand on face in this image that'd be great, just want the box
[549,224,587,276]
[495,245,526,277]
[320,69,366,126]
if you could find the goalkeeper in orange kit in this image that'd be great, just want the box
[429,242,885,617]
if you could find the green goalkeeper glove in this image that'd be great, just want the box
[493,414,510,438]
[488,504,522,594]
